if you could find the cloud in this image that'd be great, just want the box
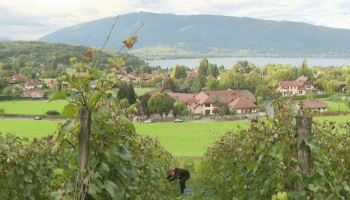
[1,0,350,41]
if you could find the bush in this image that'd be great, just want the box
[329,94,342,102]
[45,110,60,115]
[199,95,350,199]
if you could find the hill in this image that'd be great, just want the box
[0,37,11,42]
[38,12,350,59]
[0,41,145,73]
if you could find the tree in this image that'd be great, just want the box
[326,80,340,94]
[346,76,350,95]
[148,92,174,122]
[1,70,15,77]
[171,106,182,117]
[206,75,220,91]
[0,77,9,89]
[219,107,227,119]
[3,87,12,95]
[230,108,237,116]
[219,70,243,89]
[207,63,219,78]
[163,78,180,92]
[119,98,130,109]
[20,67,32,77]
[172,64,187,79]
[193,74,206,93]
[140,65,150,73]
[117,81,136,104]
[197,57,209,76]
[257,97,263,105]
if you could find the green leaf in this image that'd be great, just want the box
[88,183,100,197]
[108,57,125,69]
[50,191,64,200]
[53,168,63,175]
[61,103,78,118]
[101,163,110,172]
[68,90,83,102]
[0,143,10,151]
[48,90,67,102]
[119,145,132,161]
[98,106,111,117]
[304,136,319,151]
[61,119,75,133]
[105,181,118,198]
[69,57,77,63]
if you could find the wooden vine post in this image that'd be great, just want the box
[78,107,92,200]
[295,115,312,200]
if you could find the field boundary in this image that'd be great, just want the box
[2,114,67,120]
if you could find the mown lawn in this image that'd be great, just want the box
[2,115,350,157]
[0,101,68,115]
[134,88,155,96]
[0,119,60,138]
[326,102,350,112]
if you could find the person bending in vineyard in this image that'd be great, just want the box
[167,167,191,194]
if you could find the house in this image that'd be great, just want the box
[278,76,314,96]
[11,74,27,82]
[24,80,43,89]
[228,96,258,114]
[185,71,197,80]
[46,80,55,88]
[168,89,257,115]
[296,100,328,113]
[21,89,45,98]
[339,81,346,92]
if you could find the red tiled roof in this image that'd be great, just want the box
[302,101,328,109]
[339,81,346,85]
[242,73,249,77]
[296,75,308,85]
[12,74,27,81]
[148,87,164,96]
[279,81,299,87]
[228,96,258,109]
[168,92,196,103]
[22,90,45,98]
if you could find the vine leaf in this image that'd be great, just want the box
[119,145,132,161]
[48,90,67,102]
[105,181,118,198]
[53,169,63,176]
[61,119,75,133]
[123,36,138,49]
[304,136,319,152]
[83,49,94,62]
[108,57,125,70]
[61,103,78,118]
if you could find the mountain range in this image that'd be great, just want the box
[0,37,11,41]
[38,12,350,59]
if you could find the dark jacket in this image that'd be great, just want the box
[167,168,190,182]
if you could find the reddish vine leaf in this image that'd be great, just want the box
[83,49,94,62]
[123,36,138,49]
[108,57,125,70]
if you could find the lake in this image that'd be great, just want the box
[147,57,350,69]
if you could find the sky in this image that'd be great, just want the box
[1,0,350,41]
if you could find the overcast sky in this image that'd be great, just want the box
[1,0,350,41]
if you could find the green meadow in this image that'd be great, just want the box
[326,102,350,112]
[0,101,68,115]
[134,87,155,96]
[1,115,350,157]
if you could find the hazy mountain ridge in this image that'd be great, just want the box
[0,37,11,41]
[38,12,350,59]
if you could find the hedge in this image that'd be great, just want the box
[0,95,48,101]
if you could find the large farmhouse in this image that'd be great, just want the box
[278,76,314,96]
[296,100,329,113]
[168,89,257,115]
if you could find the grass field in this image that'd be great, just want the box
[134,88,155,96]
[326,102,350,112]
[0,101,68,115]
[1,115,350,157]
[0,119,60,138]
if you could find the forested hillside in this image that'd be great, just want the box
[38,12,350,59]
[0,41,145,78]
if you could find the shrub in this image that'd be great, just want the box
[199,94,350,199]
[45,110,60,115]
[329,94,342,102]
